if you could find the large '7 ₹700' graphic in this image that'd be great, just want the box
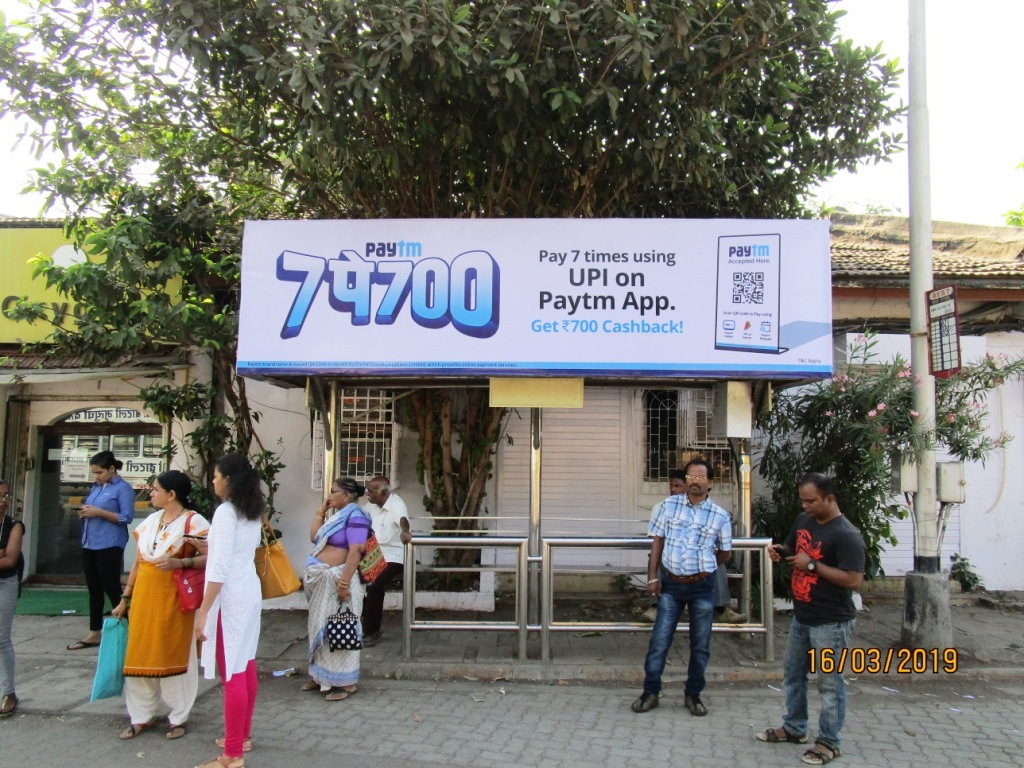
[275,248,501,340]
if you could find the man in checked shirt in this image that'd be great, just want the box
[631,457,732,717]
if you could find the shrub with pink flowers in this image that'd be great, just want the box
[755,332,1024,579]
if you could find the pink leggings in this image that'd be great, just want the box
[216,616,258,758]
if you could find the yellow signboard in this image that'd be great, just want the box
[0,226,86,343]
[489,378,585,408]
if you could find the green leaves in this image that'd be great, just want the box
[755,332,1024,572]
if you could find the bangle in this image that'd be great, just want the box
[122,596,132,604]
[187,557,195,568]
[339,581,350,588]
[647,578,659,584]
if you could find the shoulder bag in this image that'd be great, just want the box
[172,512,205,612]
[358,529,387,585]
[254,516,301,599]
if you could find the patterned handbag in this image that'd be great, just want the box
[358,531,387,585]
[325,600,362,651]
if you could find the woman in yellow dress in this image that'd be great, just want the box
[112,470,209,741]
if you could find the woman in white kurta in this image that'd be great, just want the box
[194,453,264,768]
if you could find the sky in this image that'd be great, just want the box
[0,0,1021,226]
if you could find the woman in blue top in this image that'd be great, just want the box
[67,450,136,650]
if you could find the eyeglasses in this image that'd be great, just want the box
[684,474,708,481]
[0,493,10,499]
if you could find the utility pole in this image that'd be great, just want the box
[902,0,952,650]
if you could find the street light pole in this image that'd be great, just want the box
[902,0,952,650]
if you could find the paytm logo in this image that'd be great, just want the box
[727,243,771,258]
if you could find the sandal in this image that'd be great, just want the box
[325,686,358,702]
[216,737,253,753]
[756,726,808,744]
[300,679,320,692]
[195,756,244,768]
[119,718,158,740]
[0,693,17,719]
[66,639,101,651]
[801,744,841,765]
[166,723,187,740]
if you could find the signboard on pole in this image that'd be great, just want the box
[927,285,961,379]
[237,219,833,380]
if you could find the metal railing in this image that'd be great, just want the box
[540,537,774,661]
[400,535,774,662]
[402,536,529,660]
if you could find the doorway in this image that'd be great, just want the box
[34,414,163,580]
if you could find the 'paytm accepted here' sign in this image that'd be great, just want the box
[237,218,833,379]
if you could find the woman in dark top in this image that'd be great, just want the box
[0,479,24,718]
[67,450,136,650]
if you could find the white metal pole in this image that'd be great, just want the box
[908,0,939,572]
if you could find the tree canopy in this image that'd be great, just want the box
[0,0,903,502]
[3,0,903,223]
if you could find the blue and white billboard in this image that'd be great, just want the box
[237,218,833,379]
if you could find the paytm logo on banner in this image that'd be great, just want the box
[275,246,500,340]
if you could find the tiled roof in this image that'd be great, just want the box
[830,212,1024,284]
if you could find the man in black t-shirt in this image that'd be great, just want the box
[756,472,865,766]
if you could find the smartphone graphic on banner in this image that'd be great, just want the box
[714,233,785,354]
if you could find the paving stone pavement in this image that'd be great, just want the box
[4,675,1024,767]
[5,598,1023,767]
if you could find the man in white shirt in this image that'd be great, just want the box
[361,476,411,647]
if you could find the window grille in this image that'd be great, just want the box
[335,388,396,480]
[643,390,678,480]
[644,388,732,483]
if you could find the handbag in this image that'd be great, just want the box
[358,530,387,585]
[172,512,205,611]
[254,517,301,599]
[90,616,128,701]
[324,600,362,651]
[172,567,204,611]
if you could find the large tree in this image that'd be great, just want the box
[0,0,902,518]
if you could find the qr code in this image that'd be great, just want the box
[732,272,764,304]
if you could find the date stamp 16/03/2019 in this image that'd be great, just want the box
[807,647,959,674]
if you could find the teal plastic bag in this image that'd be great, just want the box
[90,616,128,701]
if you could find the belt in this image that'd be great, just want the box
[666,571,712,584]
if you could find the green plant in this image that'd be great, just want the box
[756,332,1024,589]
[949,553,985,593]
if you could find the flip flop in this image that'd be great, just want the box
[66,640,101,650]
[300,679,320,692]
[119,719,158,740]
[166,723,187,740]
[325,686,358,702]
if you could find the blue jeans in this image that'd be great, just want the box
[641,569,715,697]
[782,616,855,750]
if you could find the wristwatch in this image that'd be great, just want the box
[806,560,817,573]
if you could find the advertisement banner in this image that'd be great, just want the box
[0,227,87,343]
[237,219,833,379]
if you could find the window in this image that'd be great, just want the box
[643,388,732,483]
[335,388,396,480]
[643,390,678,481]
